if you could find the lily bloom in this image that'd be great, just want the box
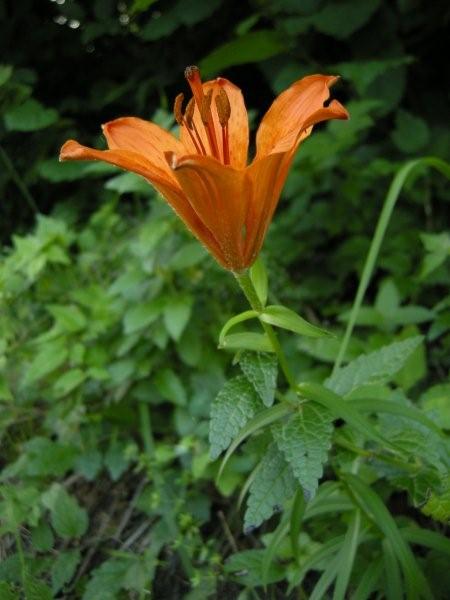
[60,67,348,271]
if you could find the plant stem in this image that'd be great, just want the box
[234,270,297,389]
[0,143,38,213]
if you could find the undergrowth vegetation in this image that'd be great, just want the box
[0,1,449,598]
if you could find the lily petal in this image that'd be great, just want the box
[166,152,247,270]
[243,152,287,266]
[60,139,225,266]
[255,74,347,158]
[102,117,186,182]
[180,78,249,169]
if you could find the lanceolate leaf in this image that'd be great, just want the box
[209,376,262,460]
[239,351,278,407]
[326,336,423,396]
[260,305,332,338]
[244,444,297,532]
[273,403,333,499]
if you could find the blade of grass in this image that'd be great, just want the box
[333,510,362,600]
[383,538,404,600]
[351,558,383,600]
[333,157,450,374]
[290,488,306,562]
[343,473,433,600]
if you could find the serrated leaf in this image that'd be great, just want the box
[421,477,450,524]
[23,578,53,600]
[244,444,296,531]
[42,484,88,539]
[51,549,80,594]
[260,305,332,338]
[326,336,423,396]
[239,351,277,407]
[209,376,262,459]
[273,403,333,499]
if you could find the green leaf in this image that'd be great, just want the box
[273,403,333,499]
[326,336,423,396]
[421,478,450,524]
[220,332,274,352]
[47,304,87,332]
[249,258,268,306]
[209,376,262,459]
[401,526,450,556]
[154,368,186,406]
[51,549,80,594]
[123,299,163,334]
[310,0,382,39]
[422,383,450,429]
[352,558,383,600]
[391,109,430,154]
[23,578,53,600]
[0,64,13,87]
[42,484,88,540]
[244,443,297,531]
[31,521,54,552]
[218,310,258,346]
[225,549,285,587]
[260,305,332,338]
[239,351,278,407]
[163,294,193,341]
[53,369,86,398]
[104,440,131,481]
[298,382,394,450]
[343,473,433,600]
[218,402,293,481]
[0,582,18,600]
[25,338,68,385]
[4,98,58,131]
[104,172,149,194]
[383,539,403,600]
[82,558,129,600]
[333,510,361,600]
[199,30,286,76]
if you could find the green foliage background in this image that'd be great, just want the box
[0,0,449,598]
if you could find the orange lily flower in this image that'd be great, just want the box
[60,67,348,271]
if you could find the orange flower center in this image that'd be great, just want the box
[173,66,231,165]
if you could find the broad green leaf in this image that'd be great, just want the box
[209,376,262,459]
[154,368,186,406]
[260,305,332,338]
[239,351,278,407]
[123,299,163,334]
[249,257,268,306]
[25,338,68,385]
[53,369,86,398]
[199,30,286,76]
[104,172,148,194]
[42,484,88,540]
[332,57,412,95]
[419,232,450,279]
[392,109,430,154]
[0,64,13,87]
[326,336,423,396]
[244,444,297,531]
[31,521,54,552]
[0,582,18,600]
[51,549,80,594]
[82,558,129,600]
[47,304,87,332]
[37,158,87,182]
[273,403,333,499]
[163,294,193,341]
[220,332,274,352]
[104,440,131,481]
[218,402,293,481]
[421,383,450,429]
[23,578,53,600]
[311,0,381,38]
[4,99,58,131]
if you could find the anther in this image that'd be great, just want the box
[184,65,200,82]
[173,93,184,125]
[200,89,213,125]
[215,88,231,127]
[185,97,195,129]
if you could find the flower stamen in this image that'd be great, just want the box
[185,65,220,160]
[215,88,231,165]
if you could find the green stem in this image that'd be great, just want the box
[234,270,297,389]
[0,143,38,213]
